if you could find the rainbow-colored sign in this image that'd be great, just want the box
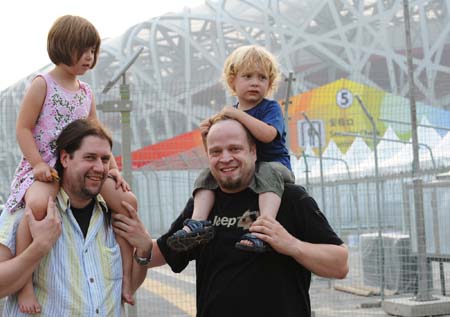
[120,78,450,170]
[287,78,450,155]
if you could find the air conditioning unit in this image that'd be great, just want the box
[360,232,418,293]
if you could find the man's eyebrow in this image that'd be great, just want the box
[83,152,111,157]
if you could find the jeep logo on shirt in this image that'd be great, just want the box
[212,210,260,229]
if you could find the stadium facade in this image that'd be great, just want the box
[1,0,449,175]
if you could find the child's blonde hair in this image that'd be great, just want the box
[47,15,101,68]
[222,45,280,97]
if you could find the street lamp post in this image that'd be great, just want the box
[99,47,144,187]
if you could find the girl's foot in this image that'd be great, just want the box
[122,277,135,305]
[18,284,41,314]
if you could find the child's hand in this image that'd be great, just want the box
[108,168,131,192]
[220,105,240,118]
[33,162,57,182]
[199,118,212,139]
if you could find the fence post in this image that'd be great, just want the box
[355,95,385,300]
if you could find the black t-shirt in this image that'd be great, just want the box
[71,199,95,239]
[158,184,343,317]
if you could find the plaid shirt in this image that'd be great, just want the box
[0,189,123,317]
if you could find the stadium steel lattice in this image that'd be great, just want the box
[1,0,450,169]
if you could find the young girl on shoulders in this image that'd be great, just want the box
[4,15,137,313]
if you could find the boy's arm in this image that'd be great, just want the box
[220,106,277,143]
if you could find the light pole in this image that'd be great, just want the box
[402,0,432,302]
[98,47,144,317]
[99,47,144,187]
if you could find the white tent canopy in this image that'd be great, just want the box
[293,123,448,181]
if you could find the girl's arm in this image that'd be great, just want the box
[220,106,277,143]
[16,77,53,180]
[87,94,99,120]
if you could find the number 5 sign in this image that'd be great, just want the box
[336,88,353,109]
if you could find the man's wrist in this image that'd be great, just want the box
[133,245,152,265]
[31,239,52,258]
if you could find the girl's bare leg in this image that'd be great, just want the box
[17,181,59,314]
[101,178,137,305]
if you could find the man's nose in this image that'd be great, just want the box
[219,151,233,162]
[92,159,104,171]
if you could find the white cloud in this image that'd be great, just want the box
[0,0,204,90]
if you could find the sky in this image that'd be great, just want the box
[0,0,204,90]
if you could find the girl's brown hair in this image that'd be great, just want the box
[47,15,101,68]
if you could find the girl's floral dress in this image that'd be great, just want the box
[4,73,92,213]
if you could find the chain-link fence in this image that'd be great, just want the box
[1,75,450,316]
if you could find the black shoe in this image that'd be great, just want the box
[235,233,272,253]
[167,219,215,251]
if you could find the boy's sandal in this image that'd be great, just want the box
[167,219,215,252]
[235,233,272,253]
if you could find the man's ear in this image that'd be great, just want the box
[250,144,257,161]
[60,150,69,168]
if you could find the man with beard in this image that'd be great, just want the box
[0,119,149,316]
[114,114,349,317]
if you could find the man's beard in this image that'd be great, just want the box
[80,186,101,199]
[80,177,105,199]
[219,177,244,191]
[215,165,254,192]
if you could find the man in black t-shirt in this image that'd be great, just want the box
[115,115,349,317]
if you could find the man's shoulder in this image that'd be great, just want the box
[283,184,310,200]
[0,208,25,254]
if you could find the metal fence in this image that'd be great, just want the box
[1,77,450,316]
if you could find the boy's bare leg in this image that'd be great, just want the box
[258,191,281,219]
[101,178,137,305]
[185,189,215,231]
[166,189,216,251]
[239,192,281,248]
[17,181,58,314]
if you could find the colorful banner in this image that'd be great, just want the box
[122,78,450,169]
[287,78,450,155]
